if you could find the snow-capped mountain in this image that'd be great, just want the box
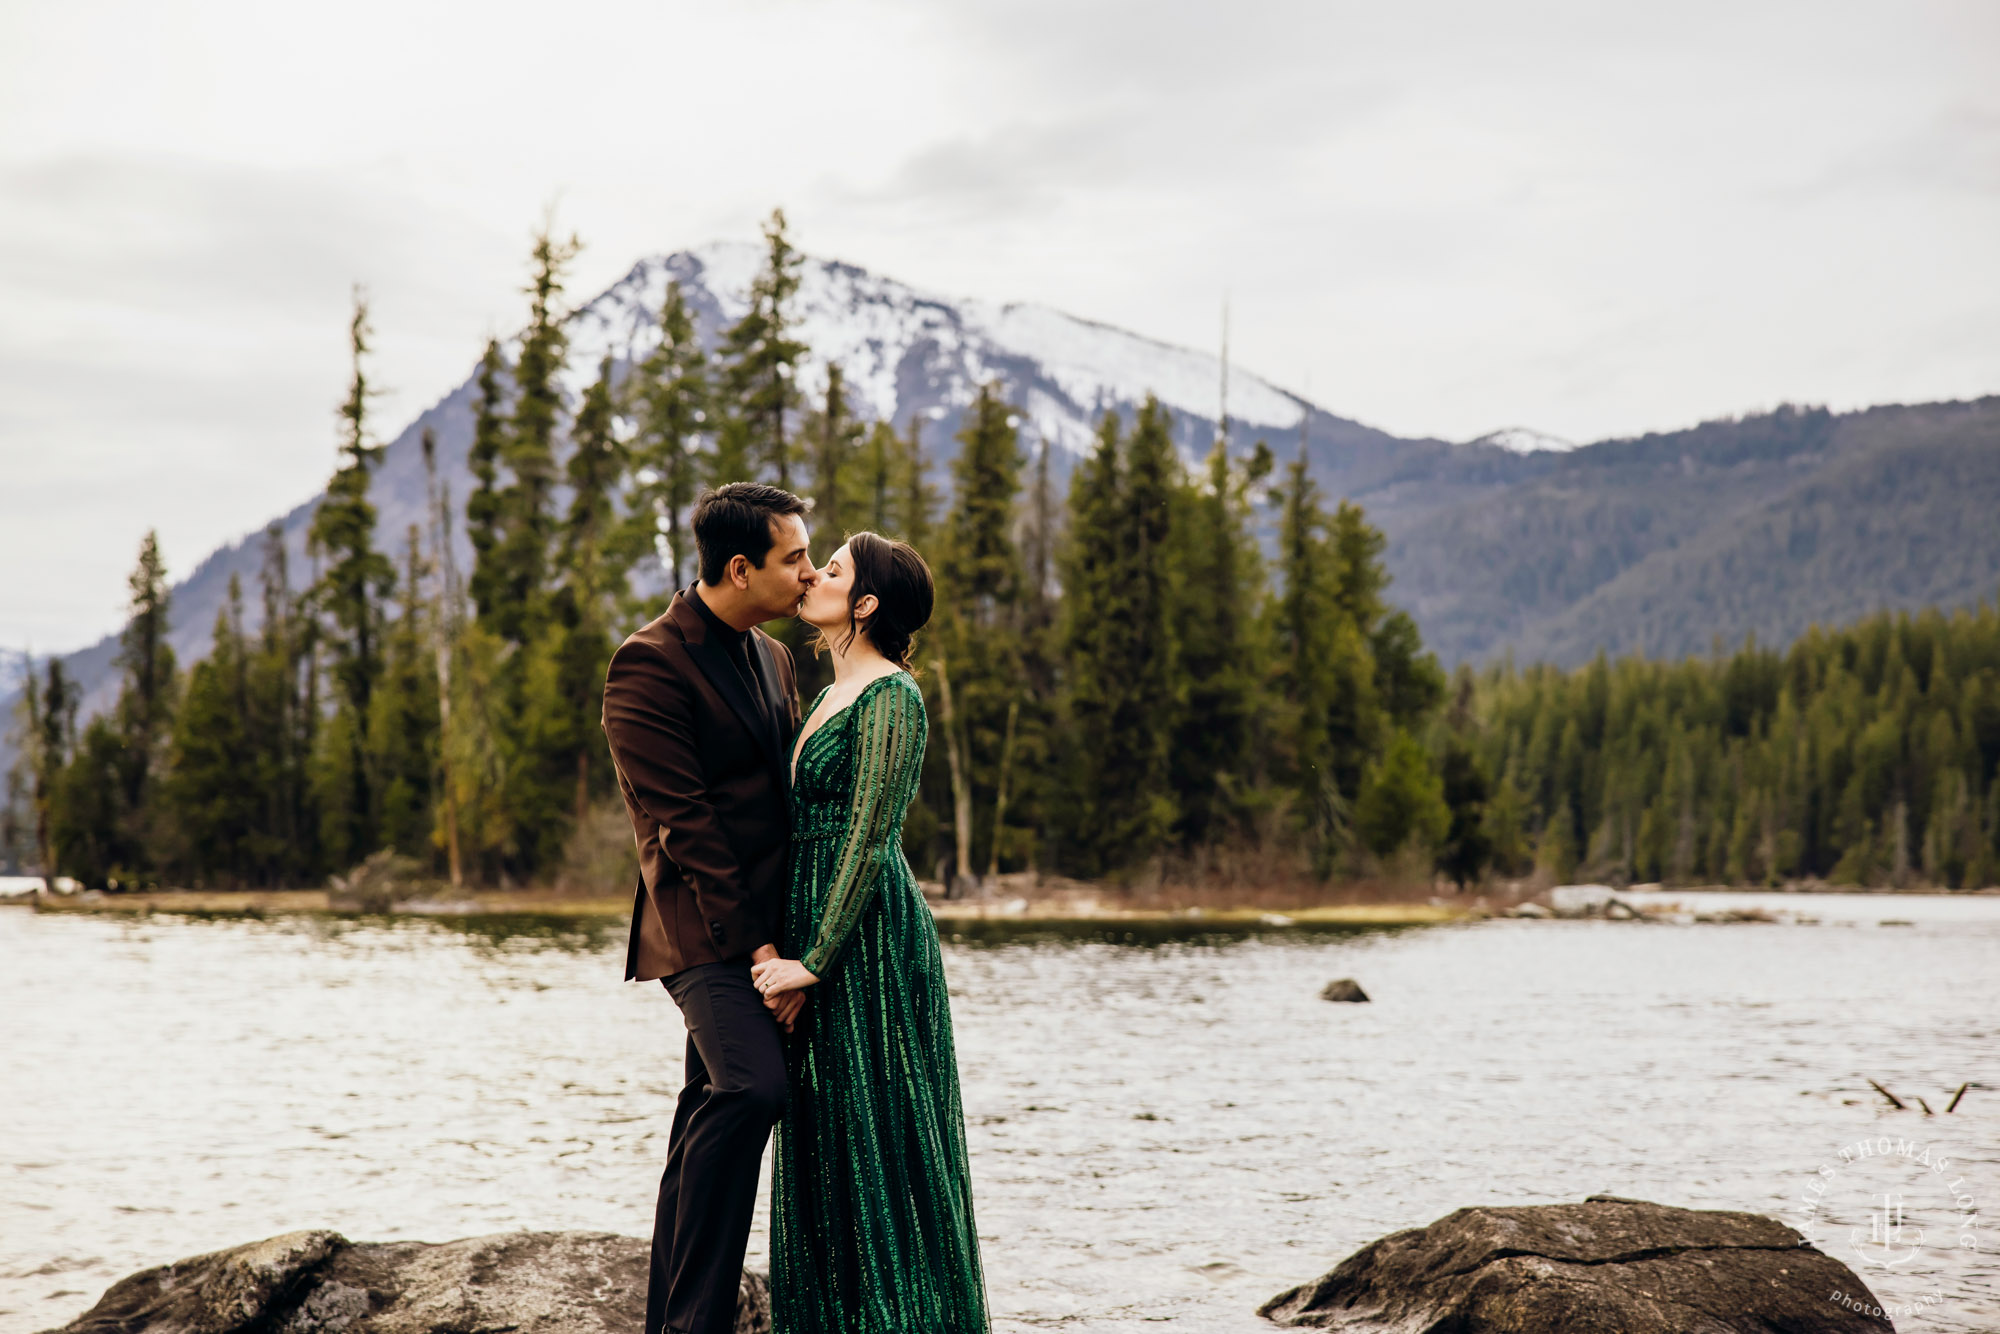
[564,241,1311,459]
[26,243,1448,726]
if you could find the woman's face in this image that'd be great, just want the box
[801,542,875,634]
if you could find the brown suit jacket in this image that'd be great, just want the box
[601,592,801,982]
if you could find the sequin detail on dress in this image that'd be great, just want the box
[772,673,990,1334]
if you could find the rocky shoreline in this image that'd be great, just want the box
[46,1198,1891,1334]
[40,1230,770,1334]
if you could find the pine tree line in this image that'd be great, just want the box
[1466,605,2000,889]
[11,207,1993,892]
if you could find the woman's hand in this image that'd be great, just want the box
[751,957,820,998]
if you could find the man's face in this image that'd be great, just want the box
[739,514,816,622]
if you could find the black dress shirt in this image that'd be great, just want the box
[690,584,776,740]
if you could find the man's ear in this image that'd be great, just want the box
[727,554,752,590]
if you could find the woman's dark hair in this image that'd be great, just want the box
[816,531,934,669]
[692,482,811,585]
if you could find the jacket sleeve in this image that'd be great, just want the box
[799,679,926,979]
[601,636,772,959]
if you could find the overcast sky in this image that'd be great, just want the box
[3,0,1996,654]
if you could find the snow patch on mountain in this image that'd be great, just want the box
[1469,426,1576,454]
[559,240,1307,459]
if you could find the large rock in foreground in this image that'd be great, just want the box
[1259,1196,1891,1332]
[44,1230,769,1334]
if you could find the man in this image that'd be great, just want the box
[601,482,816,1334]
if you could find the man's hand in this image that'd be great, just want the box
[766,989,806,1033]
[748,944,800,1031]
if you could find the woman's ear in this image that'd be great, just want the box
[852,593,880,625]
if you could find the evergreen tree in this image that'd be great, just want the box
[1021,436,1060,637]
[932,385,1029,879]
[465,339,510,621]
[1169,435,1271,846]
[1004,436,1065,867]
[369,528,441,859]
[308,289,395,868]
[531,356,625,857]
[164,578,258,883]
[247,524,315,883]
[1115,396,1181,844]
[1354,729,1450,859]
[806,362,862,546]
[856,421,901,536]
[1057,401,1179,872]
[116,530,178,865]
[1268,448,1344,854]
[1436,737,1494,890]
[487,225,580,649]
[719,209,806,489]
[898,413,939,549]
[53,717,127,886]
[44,534,179,887]
[625,280,708,589]
[23,657,77,876]
[1057,414,1125,873]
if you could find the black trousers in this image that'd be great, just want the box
[649,961,788,1334]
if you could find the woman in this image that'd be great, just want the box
[749,531,989,1334]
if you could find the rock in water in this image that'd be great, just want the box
[44,1231,771,1334]
[1258,1197,1892,1332]
[1319,978,1370,1003]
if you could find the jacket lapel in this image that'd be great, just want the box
[672,594,783,772]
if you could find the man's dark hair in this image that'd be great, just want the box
[692,483,811,585]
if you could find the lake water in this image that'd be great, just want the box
[3,898,1997,1333]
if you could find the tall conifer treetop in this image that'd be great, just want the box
[719,209,807,491]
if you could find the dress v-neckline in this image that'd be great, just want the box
[790,673,902,782]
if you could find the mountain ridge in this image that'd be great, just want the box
[8,246,1999,751]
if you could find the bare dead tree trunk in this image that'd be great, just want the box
[986,698,1019,882]
[422,429,464,889]
[931,657,975,895]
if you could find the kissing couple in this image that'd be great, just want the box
[600,482,989,1334]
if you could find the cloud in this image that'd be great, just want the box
[0,154,523,651]
[3,0,1998,654]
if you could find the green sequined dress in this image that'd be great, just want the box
[772,672,989,1334]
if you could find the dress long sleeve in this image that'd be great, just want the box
[798,678,926,979]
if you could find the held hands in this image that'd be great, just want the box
[767,988,806,1033]
[751,956,820,998]
[749,944,816,1034]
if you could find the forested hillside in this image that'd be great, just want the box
[1472,600,2000,890]
[1376,397,2000,665]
